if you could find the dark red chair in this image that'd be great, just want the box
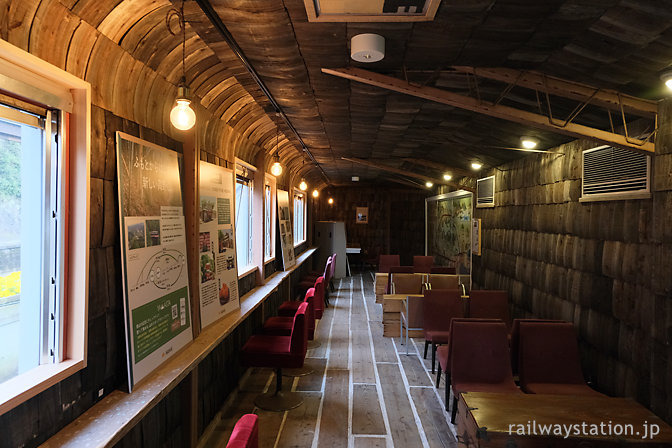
[279,276,325,320]
[422,289,464,373]
[430,266,456,274]
[468,290,511,332]
[435,318,501,409]
[378,254,400,274]
[300,258,331,307]
[240,302,308,411]
[413,255,434,273]
[226,414,258,448]
[450,321,521,423]
[518,322,603,396]
[385,265,414,294]
[510,318,565,375]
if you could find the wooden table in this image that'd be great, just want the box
[457,392,672,447]
[381,294,423,338]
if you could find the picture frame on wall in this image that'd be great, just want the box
[356,206,368,224]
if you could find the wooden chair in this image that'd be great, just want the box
[385,266,414,294]
[450,321,521,423]
[426,274,459,290]
[518,322,603,396]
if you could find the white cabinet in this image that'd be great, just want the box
[314,221,347,278]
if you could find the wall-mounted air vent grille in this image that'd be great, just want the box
[476,176,495,208]
[581,145,650,201]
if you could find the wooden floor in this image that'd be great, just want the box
[204,273,458,448]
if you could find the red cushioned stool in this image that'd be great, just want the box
[240,302,308,411]
[226,413,258,448]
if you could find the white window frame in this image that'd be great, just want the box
[0,39,90,415]
[264,175,276,263]
[293,190,306,247]
[235,160,256,277]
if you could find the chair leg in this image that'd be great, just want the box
[431,343,437,374]
[436,365,441,388]
[444,382,449,411]
[253,368,304,412]
[423,340,429,359]
[451,395,458,424]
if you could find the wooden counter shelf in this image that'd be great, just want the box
[456,391,672,447]
[41,248,317,448]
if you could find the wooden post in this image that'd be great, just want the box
[182,128,201,338]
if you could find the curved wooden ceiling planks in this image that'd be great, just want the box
[0,0,316,180]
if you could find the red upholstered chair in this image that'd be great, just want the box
[226,414,258,448]
[280,277,325,321]
[386,265,414,294]
[300,259,331,307]
[450,321,521,423]
[240,302,308,411]
[413,255,434,273]
[468,290,511,332]
[378,254,401,274]
[510,318,565,375]
[518,322,603,396]
[422,289,464,373]
[435,318,501,410]
[430,266,456,274]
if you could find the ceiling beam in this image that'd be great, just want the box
[343,157,475,193]
[401,158,474,178]
[385,176,427,190]
[451,66,658,118]
[322,67,655,154]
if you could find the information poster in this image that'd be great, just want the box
[116,132,192,390]
[198,161,240,328]
[425,190,473,274]
[277,189,296,269]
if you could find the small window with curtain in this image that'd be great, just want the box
[293,191,306,246]
[235,170,253,271]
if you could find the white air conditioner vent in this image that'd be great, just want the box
[476,175,495,208]
[581,145,650,201]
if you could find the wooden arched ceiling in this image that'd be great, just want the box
[179,0,670,187]
[0,0,314,179]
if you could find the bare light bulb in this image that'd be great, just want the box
[299,179,308,191]
[328,197,334,205]
[170,98,196,131]
[270,161,283,176]
[312,189,319,198]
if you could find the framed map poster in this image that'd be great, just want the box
[277,189,296,270]
[425,190,473,276]
[198,161,240,328]
[116,132,192,390]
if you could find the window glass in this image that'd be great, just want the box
[0,106,59,384]
[235,176,252,270]
[293,192,305,245]
[264,184,273,260]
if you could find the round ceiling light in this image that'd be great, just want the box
[425,181,434,188]
[312,189,319,198]
[299,179,308,191]
[521,136,540,149]
[471,161,483,170]
[661,70,672,90]
[443,173,452,181]
[351,34,385,63]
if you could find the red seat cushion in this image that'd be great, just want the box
[425,330,450,344]
[226,414,258,448]
[240,335,303,369]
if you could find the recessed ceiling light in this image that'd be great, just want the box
[443,173,452,181]
[471,162,482,170]
[425,181,433,188]
[521,137,539,149]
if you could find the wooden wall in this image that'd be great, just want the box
[473,101,672,424]
[313,186,427,265]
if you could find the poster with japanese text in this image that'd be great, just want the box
[198,161,240,328]
[277,189,296,270]
[116,132,192,391]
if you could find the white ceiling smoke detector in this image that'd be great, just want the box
[352,176,360,181]
[351,34,385,63]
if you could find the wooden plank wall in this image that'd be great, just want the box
[473,101,672,425]
[0,0,314,446]
[313,187,427,265]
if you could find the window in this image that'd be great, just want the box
[293,191,306,246]
[235,174,253,271]
[0,39,89,414]
[264,182,275,261]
